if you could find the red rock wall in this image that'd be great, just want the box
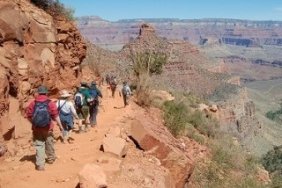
[0,0,86,134]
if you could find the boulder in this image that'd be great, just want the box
[97,156,122,172]
[78,164,107,188]
[209,104,218,112]
[105,126,121,138]
[130,119,194,187]
[102,135,127,157]
[0,143,7,157]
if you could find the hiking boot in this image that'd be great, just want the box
[79,126,85,133]
[36,166,45,171]
[85,125,91,132]
[46,158,56,164]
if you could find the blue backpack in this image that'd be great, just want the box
[32,100,51,128]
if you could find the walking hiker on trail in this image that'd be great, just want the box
[88,81,103,127]
[105,74,110,85]
[120,81,132,107]
[56,90,79,143]
[26,86,63,171]
[109,76,117,98]
[74,82,92,133]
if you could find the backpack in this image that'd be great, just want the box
[111,78,117,87]
[122,85,130,96]
[88,89,99,106]
[32,100,51,128]
[74,92,84,108]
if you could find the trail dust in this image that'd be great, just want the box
[0,85,130,188]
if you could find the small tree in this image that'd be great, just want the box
[130,49,167,106]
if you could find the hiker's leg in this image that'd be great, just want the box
[82,106,90,131]
[33,132,45,168]
[126,95,130,105]
[90,105,98,126]
[45,131,56,163]
[122,94,126,107]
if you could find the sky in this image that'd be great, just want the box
[60,0,282,21]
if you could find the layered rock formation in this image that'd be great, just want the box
[77,17,282,49]
[0,0,86,135]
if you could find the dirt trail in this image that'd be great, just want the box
[0,86,129,188]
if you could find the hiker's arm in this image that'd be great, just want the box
[70,102,79,119]
[98,90,103,98]
[55,116,63,131]
[26,101,35,120]
[49,102,63,131]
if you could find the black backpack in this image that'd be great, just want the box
[32,100,51,128]
[74,92,84,108]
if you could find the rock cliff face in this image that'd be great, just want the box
[0,0,86,134]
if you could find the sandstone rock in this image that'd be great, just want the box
[102,136,127,157]
[78,164,107,188]
[151,90,175,103]
[198,103,209,112]
[105,126,121,138]
[97,156,122,172]
[130,119,194,187]
[0,143,7,157]
[256,167,271,184]
[0,0,86,134]
[209,104,218,112]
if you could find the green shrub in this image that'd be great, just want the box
[190,135,265,188]
[265,104,282,123]
[187,110,219,137]
[31,0,75,20]
[162,100,189,136]
[261,146,282,174]
[130,51,168,77]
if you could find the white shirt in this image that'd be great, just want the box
[56,99,77,116]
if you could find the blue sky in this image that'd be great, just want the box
[60,0,282,21]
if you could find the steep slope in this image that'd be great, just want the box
[0,0,86,136]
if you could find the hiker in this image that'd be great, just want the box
[74,82,92,132]
[109,76,117,98]
[120,81,132,107]
[105,74,111,85]
[56,90,79,143]
[88,81,103,127]
[26,85,64,171]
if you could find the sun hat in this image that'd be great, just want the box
[60,90,72,98]
[37,86,48,94]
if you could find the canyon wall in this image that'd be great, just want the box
[0,0,86,135]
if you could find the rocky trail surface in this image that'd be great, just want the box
[0,85,207,188]
[0,86,134,188]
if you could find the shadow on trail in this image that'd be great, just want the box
[113,106,125,109]
[20,154,35,163]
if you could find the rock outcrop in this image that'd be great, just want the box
[0,0,86,135]
[128,106,207,188]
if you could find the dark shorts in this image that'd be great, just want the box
[76,106,89,119]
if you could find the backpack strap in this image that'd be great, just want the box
[57,100,67,113]
[33,99,51,113]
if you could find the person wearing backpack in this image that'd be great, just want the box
[88,81,103,127]
[109,76,117,98]
[74,82,92,133]
[120,81,132,107]
[57,90,79,143]
[26,86,63,171]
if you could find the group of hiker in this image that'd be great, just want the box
[25,77,132,171]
